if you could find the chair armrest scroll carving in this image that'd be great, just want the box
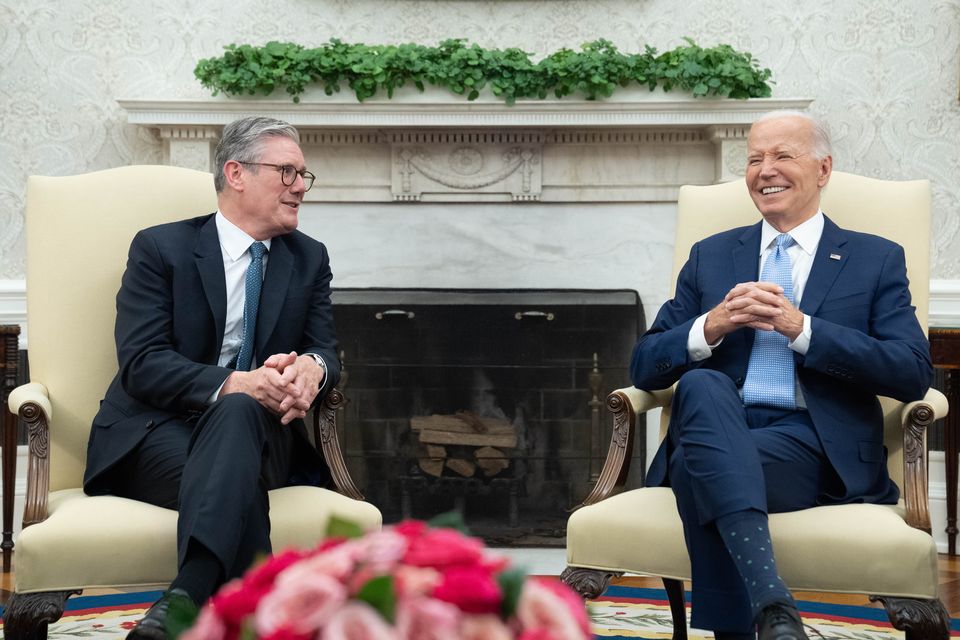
[574,386,674,510]
[900,387,947,532]
[313,388,365,501]
[8,383,52,528]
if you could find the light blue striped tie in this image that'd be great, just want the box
[235,241,266,372]
[742,233,796,409]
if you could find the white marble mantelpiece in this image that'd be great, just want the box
[119,93,811,195]
[119,92,812,324]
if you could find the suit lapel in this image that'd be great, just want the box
[256,235,293,356]
[195,216,227,351]
[799,215,848,315]
[733,223,762,285]
[731,222,763,354]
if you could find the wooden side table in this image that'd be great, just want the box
[1,325,20,571]
[930,327,960,555]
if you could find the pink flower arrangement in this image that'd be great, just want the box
[179,519,592,640]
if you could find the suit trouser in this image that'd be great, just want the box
[666,369,829,633]
[110,394,295,581]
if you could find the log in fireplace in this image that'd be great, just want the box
[330,288,645,545]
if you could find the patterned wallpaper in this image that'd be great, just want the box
[1,0,959,280]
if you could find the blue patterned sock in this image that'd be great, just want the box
[715,509,794,620]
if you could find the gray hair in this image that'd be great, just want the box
[214,116,301,192]
[753,110,833,160]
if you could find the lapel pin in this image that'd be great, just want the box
[829,253,842,260]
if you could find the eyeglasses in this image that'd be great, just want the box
[238,161,316,191]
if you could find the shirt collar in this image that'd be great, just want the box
[215,211,272,262]
[759,210,824,257]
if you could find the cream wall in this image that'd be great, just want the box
[0,0,959,281]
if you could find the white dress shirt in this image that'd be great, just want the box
[687,211,825,406]
[216,211,272,368]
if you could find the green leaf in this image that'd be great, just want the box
[326,516,365,539]
[356,575,397,622]
[427,510,473,534]
[164,594,199,638]
[498,567,527,619]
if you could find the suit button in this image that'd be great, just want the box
[735,377,744,385]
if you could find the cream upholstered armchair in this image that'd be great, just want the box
[562,172,950,638]
[4,166,381,639]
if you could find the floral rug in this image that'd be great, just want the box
[590,586,960,639]
[1,586,959,638]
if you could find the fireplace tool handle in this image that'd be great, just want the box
[514,311,555,321]
[375,309,415,320]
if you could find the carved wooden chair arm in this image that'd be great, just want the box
[899,387,947,532]
[7,382,52,528]
[575,386,674,509]
[313,388,365,500]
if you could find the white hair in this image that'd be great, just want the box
[753,110,832,160]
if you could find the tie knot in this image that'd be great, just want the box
[249,241,266,259]
[775,233,795,250]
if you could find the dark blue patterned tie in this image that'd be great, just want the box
[742,233,796,409]
[235,241,266,372]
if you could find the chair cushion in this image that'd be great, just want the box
[15,487,382,593]
[566,487,939,599]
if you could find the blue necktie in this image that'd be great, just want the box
[742,233,796,409]
[235,241,266,372]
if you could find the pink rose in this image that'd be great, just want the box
[516,578,591,640]
[460,614,513,640]
[395,596,462,640]
[394,566,442,599]
[278,543,359,584]
[255,571,347,636]
[432,565,502,614]
[352,530,409,573]
[180,604,226,640]
[322,602,399,640]
[401,528,486,569]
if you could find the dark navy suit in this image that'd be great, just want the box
[632,215,931,630]
[83,212,340,576]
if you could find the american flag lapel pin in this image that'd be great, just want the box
[829,253,842,260]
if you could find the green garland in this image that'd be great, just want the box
[195,38,773,104]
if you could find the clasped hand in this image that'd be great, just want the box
[220,351,325,425]
[704,281,804,344]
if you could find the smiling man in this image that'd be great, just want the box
[81,116,341,639]
[631,111,931,639]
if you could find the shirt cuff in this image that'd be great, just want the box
[688,313,722,362]
[788,314,812,355]
[305,353,329,392]
[209,379,228,405]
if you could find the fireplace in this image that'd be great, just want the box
[330,288,644,545]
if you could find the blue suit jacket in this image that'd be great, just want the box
[83,213,341,494]
[635,215,931,504]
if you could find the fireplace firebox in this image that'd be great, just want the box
[329,288,645,545]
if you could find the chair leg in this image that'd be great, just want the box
[2,590,81,640]
[870,595,949,640]
[662,578,688,640]
[559,566,622,599]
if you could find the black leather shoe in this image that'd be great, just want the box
[756,603,808,640]
[126,588,194,640]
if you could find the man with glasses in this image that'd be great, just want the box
[82,116,337,639]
